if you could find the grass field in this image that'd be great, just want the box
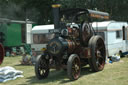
[0,56,128,85]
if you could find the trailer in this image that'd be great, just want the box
[0,18,34,56]
[92,21,128,57]
[31,24,54,56]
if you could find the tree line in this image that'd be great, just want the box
[0,0,127,24]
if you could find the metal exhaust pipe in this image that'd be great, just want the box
[52,4,61,29]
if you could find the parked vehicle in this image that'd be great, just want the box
[92,21,128,57]
[31,24,54,56]
[34,4,109,80]
[0,18,34,55]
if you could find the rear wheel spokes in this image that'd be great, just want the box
[96,57,104,67]
[95,42,105,69]
[96,41,104,50]
[88,36,106,71]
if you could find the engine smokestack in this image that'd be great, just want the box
[52,4,61,29]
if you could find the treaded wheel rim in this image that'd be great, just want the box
[95,38,105,70]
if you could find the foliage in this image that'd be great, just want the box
[0,0,128,24]
[58,0,128,21]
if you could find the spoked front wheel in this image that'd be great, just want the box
[35,55,49,80]
[67,54,81,80]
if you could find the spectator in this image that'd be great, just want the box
[30,49,36,64]
[20,54,31,65]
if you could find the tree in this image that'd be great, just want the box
[0,0,128,24]
[24,0,53,24]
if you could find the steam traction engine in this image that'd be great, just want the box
[35,4,109,80]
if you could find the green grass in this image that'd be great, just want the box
[0,56,128,85]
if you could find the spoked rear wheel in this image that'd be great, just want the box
[67,54,81,80]
[88,36,106,71]
[35,55,49,80]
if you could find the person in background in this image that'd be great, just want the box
[30,48,36,64]
[20,53,31,65]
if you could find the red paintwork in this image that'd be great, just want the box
[0,43,4,65]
